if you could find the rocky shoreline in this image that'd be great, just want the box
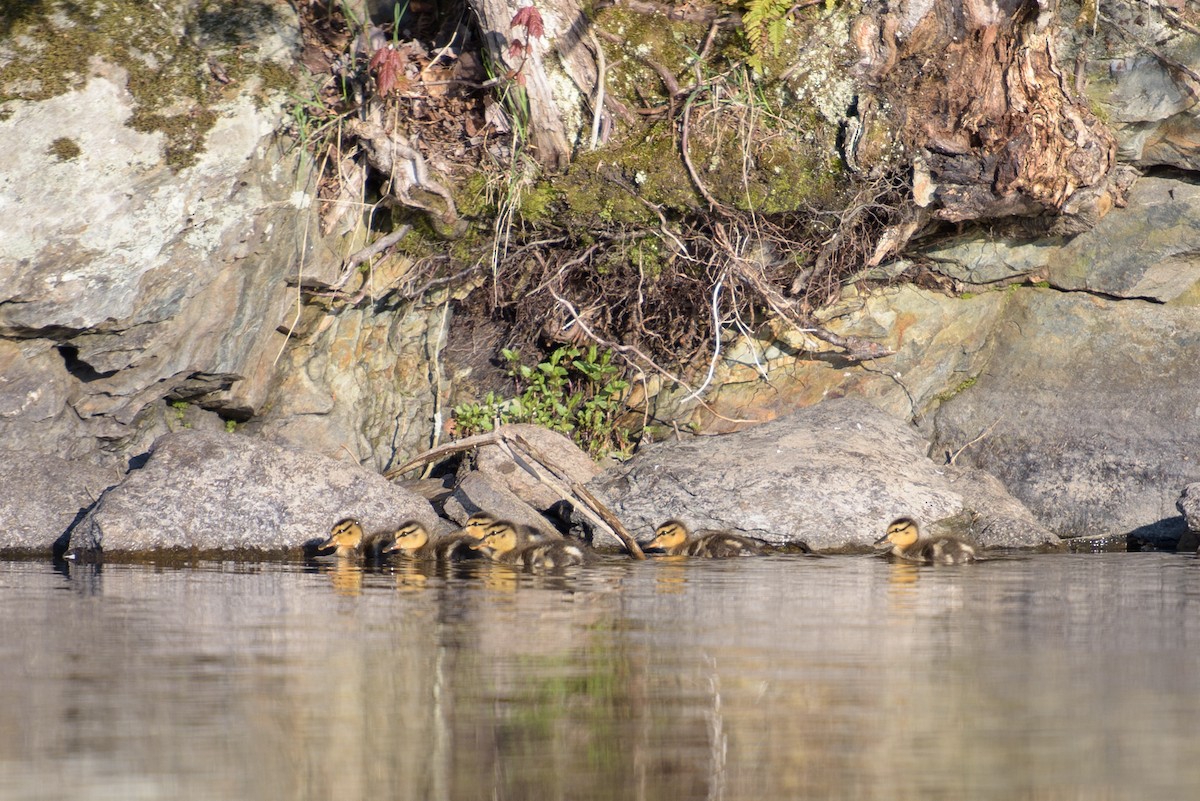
[4,3,1200,555]
[0,404,1091,558]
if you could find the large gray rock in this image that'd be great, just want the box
[71,430,439,552]
[0,1,311,468]
[590,398,1053,551]
[931,289,1200,542]
[1084,9,1200,171]
[0,453,120,553]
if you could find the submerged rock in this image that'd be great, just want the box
[70,430,439,553]
[590,398,1055,552]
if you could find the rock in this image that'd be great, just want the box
[70,430,439,553]
[1178,483,1200,531]
[931,289,1200,543]
[0,1,312,468]
[944,465,1059,549]
[1085,11,1200,171]
[590,398,1049,551]
[1176,484,1200,551]
[0,453,119,553]
[442,472,562,540]
[663,284,1010,432]
[922,176,1200,303]
[473,424,602,510]
[244,295,453,473]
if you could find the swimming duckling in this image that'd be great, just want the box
[874,517,977,565]
[646,520,767,558]
[382,520,481,562]
[470,520,593,569]
[318,517,395,561]
[461,511,499,540]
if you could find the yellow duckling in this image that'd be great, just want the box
[318,517,395,561]
[646,520,767,558]
[470,520,593,569]
[462,511,499,540]
[382,520,481,562]
[874,517,977,565]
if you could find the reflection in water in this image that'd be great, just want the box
[1,553,1199,799]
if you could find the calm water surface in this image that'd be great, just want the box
[2,551,1199,800]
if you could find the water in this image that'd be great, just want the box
[2,551,1199,800]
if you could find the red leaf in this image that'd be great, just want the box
[369,46,406,97]
[507,39,528,60]
[511,5,545,40]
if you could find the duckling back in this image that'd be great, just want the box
[917,537,977,565]
[518,539,595,570]
[685,531,767,558]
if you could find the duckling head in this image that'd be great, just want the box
[320,517,365,555]
[648,520,689,550]
[875,517,920,549]
[470,520,522,557]
[462,511,498,540]
[383,520,430,554]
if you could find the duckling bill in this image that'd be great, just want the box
[874,517,977,565]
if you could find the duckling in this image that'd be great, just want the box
[874,517,977,565]
[318,517,395,561]
[470,520,593,569]
[646,520,767,558]
[461,511,499,540]
[382,520,481,562]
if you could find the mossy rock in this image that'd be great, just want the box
[0,0,298,170]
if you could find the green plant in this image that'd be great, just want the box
[169,400,192,429]
[452,346,634,459]
[739,0,794,72]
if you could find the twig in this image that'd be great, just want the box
[547,286,765,424]
[948,416,1004,466]
[423,297,452,479]
[681,89,729,213]
[383,430,502,479]
[682,270,727,402]
[507,433,646,559]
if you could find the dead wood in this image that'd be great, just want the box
[384,426,646,559]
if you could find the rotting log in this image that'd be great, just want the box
[469,0,598,171]
[851,0,1119,233]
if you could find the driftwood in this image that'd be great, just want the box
[385,427,646,559]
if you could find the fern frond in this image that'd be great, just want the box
[741,0,794,72]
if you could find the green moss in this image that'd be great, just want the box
[47,136,81,161]
[0,0,296,171]
[455,172,496,219]
[593,7,706,111]
[555,122,700,229]
[517,181,559,224]
[935,376,978,404]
